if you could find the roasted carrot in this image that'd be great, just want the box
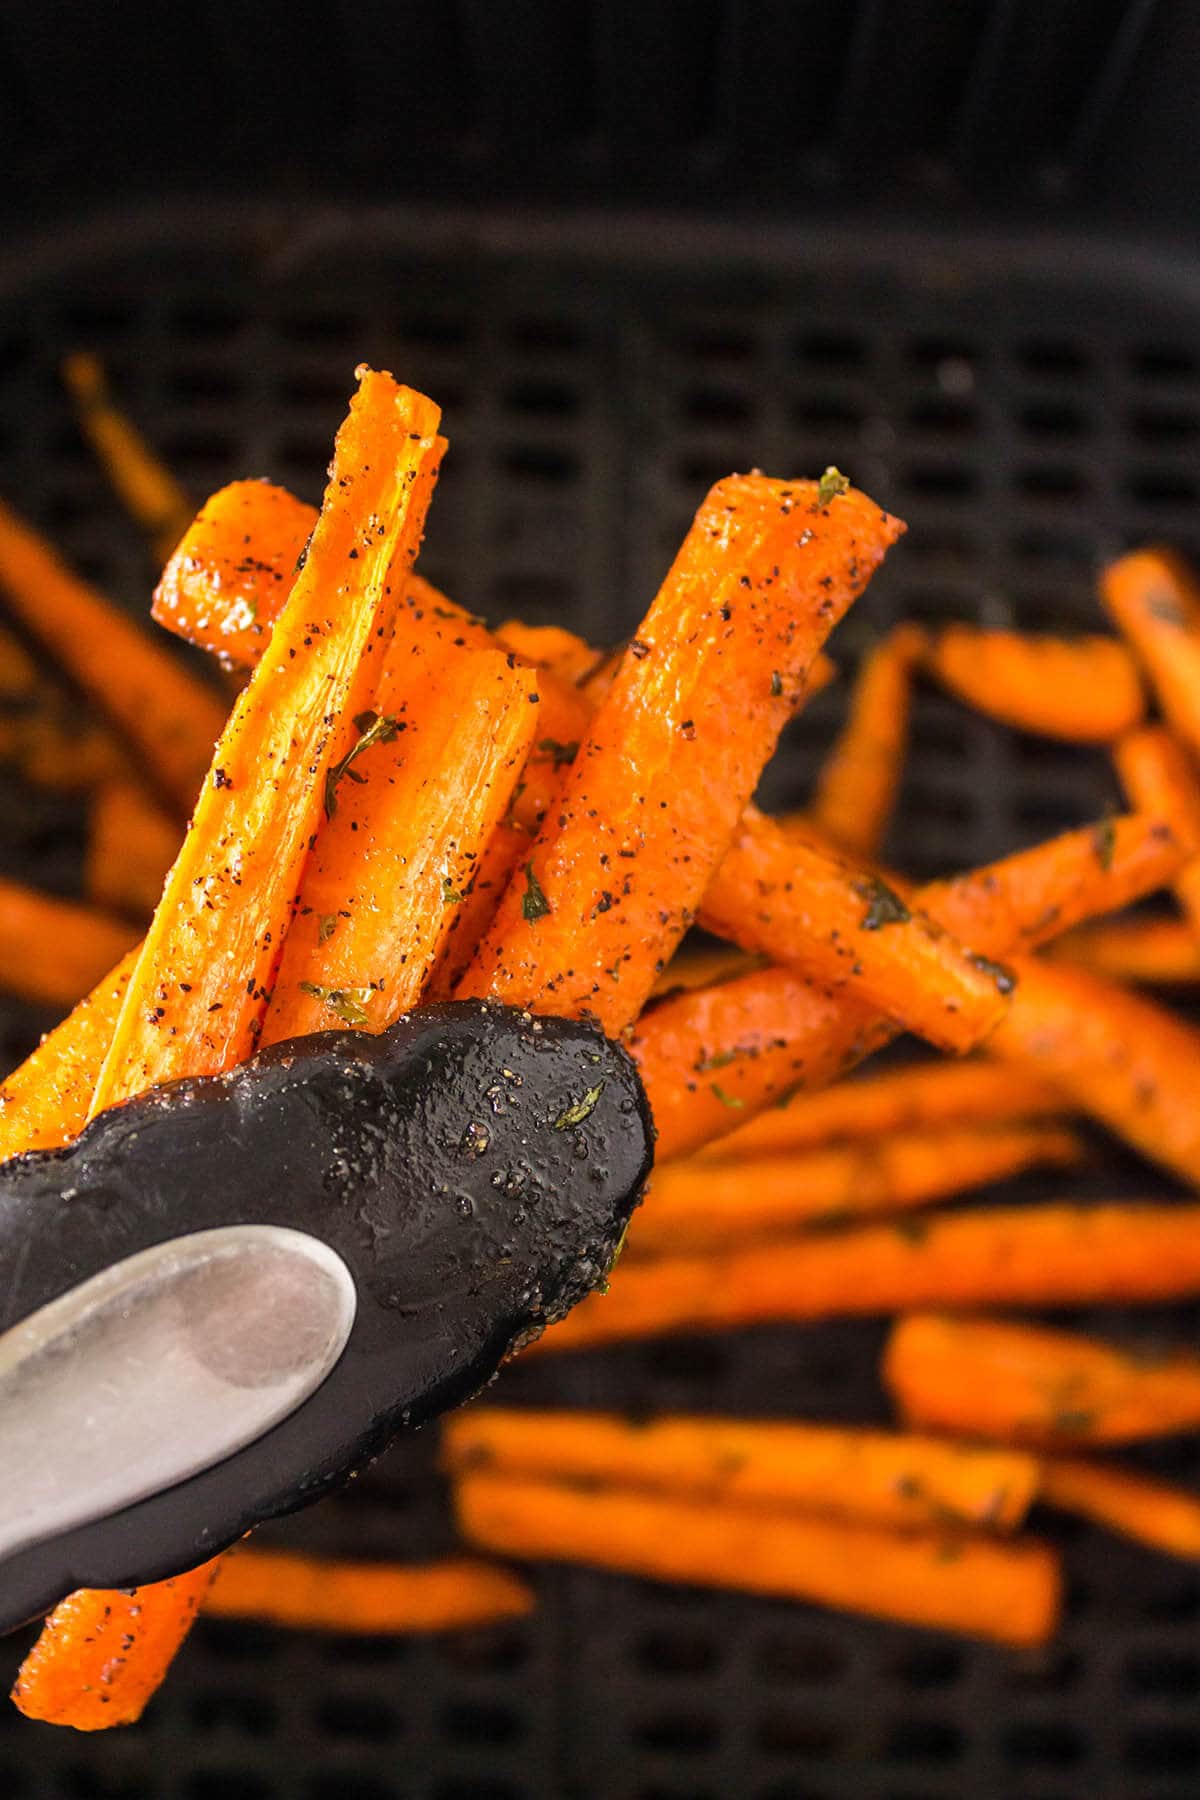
[0,947,138,1158]
[62,353,194,564]
[263,648,538,1040]
[493,619,605,688]
[809,623,926,858]
[1053,914,1200,984]
[885,1313,1200,1447]
[1040,1458,1200,1561]
[923,626,1144,743]
[695,1059,1066,1164]
[699,809,1014,1054]
[651,943,761,997]
[991,957,1200,1188]
[425,820,532,1000]
[1102,547,1200,761]
[454,1472,1060,1647]
[92,371,442,1103]
[442,1408,1041,1534]
[457,477,904,1033]
[0,499,225,817]
[1114,724,1200,931]
[632,1121,1082,1252]
[12,1557,222,1730]
[0,878,138,1011]
[536,1203,1200,1353]
[84,780,178,917]
[205,1549,533,1634]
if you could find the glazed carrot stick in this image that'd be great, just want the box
[809,624,926,858]
[62,353,194,564]
[12,1557,222,1729]
[694,1060,1066,1164]
[1114,724,1200,931]
[0,878,139,1011]
[535,1203,1200,1353]
[1040,1459,1200,1560]
[1102,547,1200,761]
[1053,915,1200,985]
[441,1408,1042,1534]
[990,958,1200,1187]
[457,477,904,1033]
[700,809,1014,1054]
[84,780,178,917]
[205,1550,534,1634]
[454,1472,1060,1648]
[0,499,226,817]
[635,813,1183,1162]
[92,371,442,1103]
[632,1121,1083,1252]
[425,820,531,1000]
[493,619,605,687]
[922,626,1144,743]
[0,948,138,1158]
[885,1313,1200,1447]
[263,647,538,1040]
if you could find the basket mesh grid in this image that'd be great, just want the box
[0,219,1197,1796]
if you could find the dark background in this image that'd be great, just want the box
[0,5,1199,1797]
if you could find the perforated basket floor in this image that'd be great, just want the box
[1,210,1199,1799]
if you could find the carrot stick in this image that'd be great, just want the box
[809,624,926,858]
[12,1557,222,1730]
[493,619,605,688]
[695,1059,1067,1164]
[535,1203,1200,1353]
[425,819,532,1000]
[990,957,1200,1187]
[442,1408,1042,1534]
[84,780,178,917]
[204,1549,533,1635]
[457,477,904,1033]
[0,878,139,1011]
[262,647,539,1040]
[923,626,1144,743]
[651,944,761,997]
[885,1313,1200,1447]
[1114,724,1200,931]
[1053,915,1200,985]
[453,1472,1060,1648]
[700,809,1014,1054]
[0,948,138,1158]
[0,499,226,817]
[1040,1458,1200,1561]
[632,1121,1083,1253]
[92,371,442,1104]
[62,353,194,564]
[635,813,1183,1162]
[1102,547,1200,761]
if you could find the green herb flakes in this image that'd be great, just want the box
[554,1082,605,1130]
[324,710,400,819]
[711,1082,744,1109]
[442,877,465,905]
[317,913,339,944]
[816,466,850,506]
[521,861,551,922]
[299,981,373,1028]
[854,875,912,930]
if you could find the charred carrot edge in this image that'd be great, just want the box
[453,1472,1060,1648]
[991,956,1200,1188]
[632,1121,1083,1253]
[441,1408,1042,1535]
[0,499,226,817]
[263,648,539,1040]
[535,1203,1200,1353]
[636,813,1183,1163]
[457,478,905,1034]
[12,1557,222,1729]
[700,809,1014,1054]
[1052,915,1200,985]
[923,626,1145,744]
[0,878,139,1011]
[91,372,442,1106]
[84,780,178,918]
[1102,547,1200,762]
[808,623,926,858]
[204,1549,534,1635]
[1040,1458,1200,1561]
[0,947,139,1158]
[1114,723,1200,934]
[885,1313,1200,1448]
[62,353,194,564]
[695,1059,1067,1164]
